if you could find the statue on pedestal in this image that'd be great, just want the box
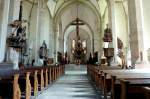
[39,40,48,66]
[39,40,47,59]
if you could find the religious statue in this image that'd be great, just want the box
[7,20,27,48]
[7,0,26,49]
[39,40,47,59]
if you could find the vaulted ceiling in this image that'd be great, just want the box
[24,0,128,41]
[47,0,127,17]
[47,0,102,39]
[25,0,127,18]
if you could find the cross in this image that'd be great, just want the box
[70,18,84,38]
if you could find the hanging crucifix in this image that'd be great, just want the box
[70,3,85,62]
[70,3,84,41]
[71,18,84,40]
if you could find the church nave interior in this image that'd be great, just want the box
[0,0,150,99]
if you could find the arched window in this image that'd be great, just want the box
[72,39,75,49]
[82,40,86,48]
[82,40,86,54]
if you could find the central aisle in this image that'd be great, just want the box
[35,64,101,99]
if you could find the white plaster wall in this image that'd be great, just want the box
[13,0,20,20]
[0,0,3,37]
[38,7,53,59]
[0,0,4,62]
[115,3,128,48]
[22,1,52,60]
[102,7,109,32]
[39,7,50,48]
[102,7,109,49]
[58,21,64,53]
[48,19,54,58]
[93,18,101,52]
[22,2,38,59]
[0,0,10,62]
[90,0,99,10]
[141,0,150,62]
[142,0,150,50]
[47,0,56,17]
[101,7,109,60]
[22,1,32,35]
[98,0,107,17]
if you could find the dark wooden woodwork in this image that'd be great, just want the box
[87,65,150,99]
[0,65,65,99]
[0,69,20,99]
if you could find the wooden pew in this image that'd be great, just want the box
[13,74,21,99]
[51,66,55,82]
[33,70,38,96]
[0,69,36,99]
[48,67,52,84]
[0,69,21,99]
[87,65,122,91]
[18,71,31,99]
[25,67,45,91]
[120,79,150,99]
[142,87,150,99]
[111,74,150,99]
[24,65,65,92]
[0,65,65,99]
[45,68,48,87]
[101,69,150,99]
[22,70,38,96]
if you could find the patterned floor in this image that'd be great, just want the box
[35,64,101,99]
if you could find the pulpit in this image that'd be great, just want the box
[6,1,27,68]
[103,48,114,66]
[103,24,114,66]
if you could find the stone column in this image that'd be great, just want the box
[141,0,150,63]
[58,22,64,53]
[0,0,10,62]
[135,0,148,63]
[0,0,2,35]
[98,26,102,63]
[13,0,20,20]
[0,0,4,62]
[34,0,43,65]
[58,38,64,52]
[127,0,144,65]
[107,0,118,64]
[1,0,21,64]
[53,24,58,64]
[48,19,54,58]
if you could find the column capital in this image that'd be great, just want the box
[106,0,115,5]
